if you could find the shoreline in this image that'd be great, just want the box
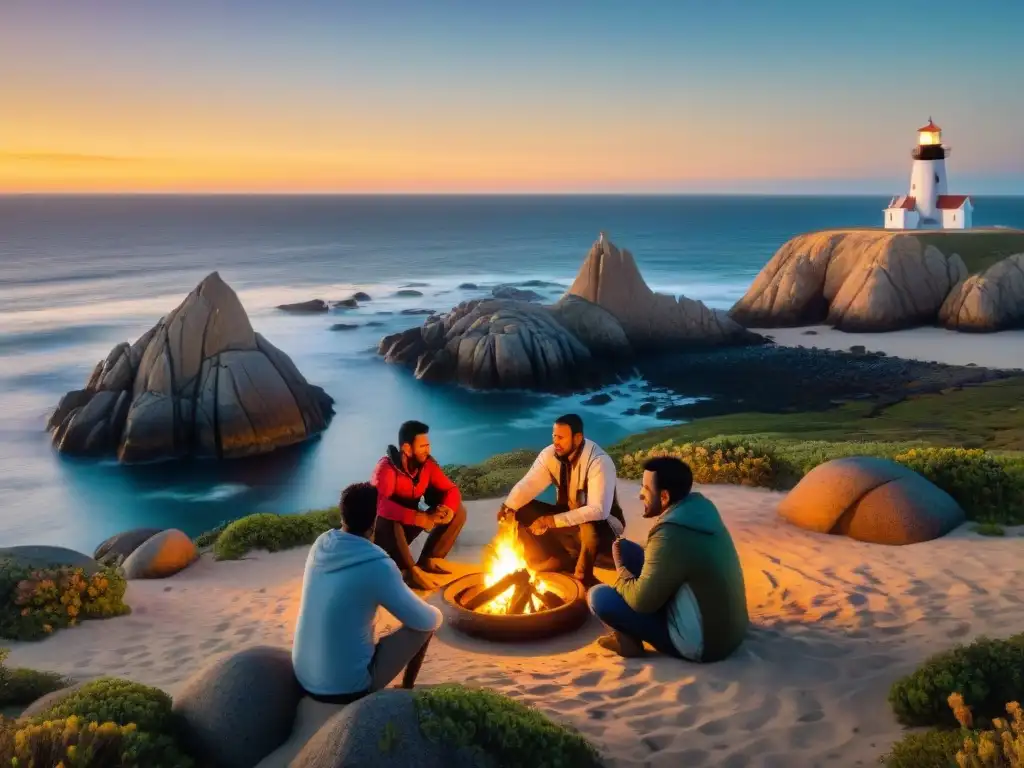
[7,480,1024,767]
[755,325,1024,371]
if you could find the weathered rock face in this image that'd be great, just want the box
[548,294,631,358]
[47,272,334,463]
[564,236,761,349]
[939,253,1024,332]
[777,456,965,545]
[378,298,601,391]
[730,230,972,331]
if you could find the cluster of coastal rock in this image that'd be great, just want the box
[44,229,1024,463]
[730,229,1024,332]
[0,526,199,582]
[377,235,763,391]
[46,272,334,463]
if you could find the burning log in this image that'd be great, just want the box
[508,579,534,615]
[462,568,530,611]
[539,590,565,610]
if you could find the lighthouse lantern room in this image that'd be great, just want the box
[884,118,974,230]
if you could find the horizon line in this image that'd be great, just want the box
[4,191,1024,198]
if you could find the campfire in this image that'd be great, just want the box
[461,521,566,615]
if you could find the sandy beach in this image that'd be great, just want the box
[755,325,1024,370]
[6,480,1024,767]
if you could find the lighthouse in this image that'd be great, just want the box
[883,118,973,230]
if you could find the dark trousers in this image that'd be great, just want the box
[513,500,616,581]
[374,503,467,572]
[305,627,434,704]
[587,539,682,658]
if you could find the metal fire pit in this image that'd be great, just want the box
[440,571,589,642]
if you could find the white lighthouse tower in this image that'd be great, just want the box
[884,118,973,230]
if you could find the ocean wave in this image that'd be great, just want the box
[142,483,249,503]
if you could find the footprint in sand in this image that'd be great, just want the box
[947,621,972,639]
[572,670,604,687]
[525,683,561,696]
[697,717,731,736]
[608,682,646,699]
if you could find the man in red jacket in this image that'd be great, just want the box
[371,420,467,591]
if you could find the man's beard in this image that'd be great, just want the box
[643,495,663,519]
[405,454,425,471]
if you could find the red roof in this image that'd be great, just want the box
[918,119,941,133]
[936,195,971,209]
[889,196,916,210]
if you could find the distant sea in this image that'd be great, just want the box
[3,194,1023,551]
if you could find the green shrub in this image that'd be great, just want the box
[0,647,69,708]
[893,447,1024,524]
[212,508,339,560]
[0,561,130,641]
[0,714,193,767]
[973,522,1006,537]
[617,438,774,486]
[414,683,603,768]
[880,726,969,767]
[27,677,175,734]
[444,448,536,501]
[888,634,1024,728]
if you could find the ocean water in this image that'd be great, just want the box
[2,194,1023,551]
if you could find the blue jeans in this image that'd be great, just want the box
[587,539,682,658]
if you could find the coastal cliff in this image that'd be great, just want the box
[730,228,1024,332]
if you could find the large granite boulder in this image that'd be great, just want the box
[46,272,335,463]
[564,235,761,349]
[120,529,198,579]
[939,253,1024,332]
[0,546,101,574]
[290,690,482,768]
[777,456,965,545]
[290,686,603,768]
[378,298,601,391]
[173,645,302,768]
[727,230,1024,332]
[548,294,631,358]
[93,527,165,566]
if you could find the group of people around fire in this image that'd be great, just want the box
[291,415,749,704]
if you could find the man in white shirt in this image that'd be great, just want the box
[498,414,625,588]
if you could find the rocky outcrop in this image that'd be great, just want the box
[278,300,329,313]
[378,298,601,391]
[378,235,762,391]
[778,456,965,545]
[565,236,761,349]
[939,253,1024,332]
[47,272,334,463]
[728,230,1019,331]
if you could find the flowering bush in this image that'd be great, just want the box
[617,439,775,487]
[28,677,175,734]
[951,693,1024,767]
[0,562,129,641]
[0,714,193,767]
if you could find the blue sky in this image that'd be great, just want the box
[2,0,1022,193]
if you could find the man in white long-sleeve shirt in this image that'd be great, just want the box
[499,414,625,588]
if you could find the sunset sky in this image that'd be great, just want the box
[3,0,1023,194]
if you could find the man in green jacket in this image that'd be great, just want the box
[587,456,749,661]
